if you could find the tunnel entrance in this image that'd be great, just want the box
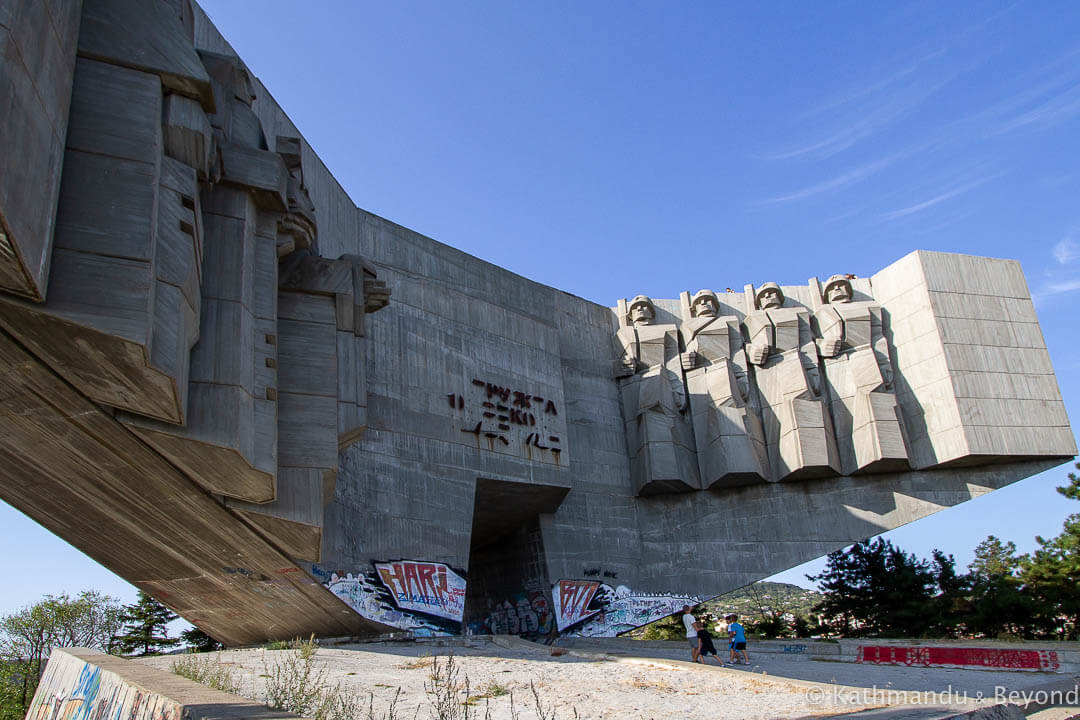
[463,478,567,636]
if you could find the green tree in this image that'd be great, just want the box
[808,538,937,637]
[1021,464,1080,640]
[927,550,970,637]
[0,592,122,718]
[963,535,1034,638]
[112,592,180,656]
[180,626,223,652]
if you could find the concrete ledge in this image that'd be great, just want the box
[28,648,295,720]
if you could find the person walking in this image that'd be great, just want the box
[694,621,723,665]
[726,614,750,665]
[682,605,699,662]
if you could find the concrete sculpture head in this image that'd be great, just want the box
[755,283,784,310]
[690,290,720,318]
[628,295,656,325]
[823,275,853,304]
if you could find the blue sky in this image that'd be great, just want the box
[2,1,1079,612]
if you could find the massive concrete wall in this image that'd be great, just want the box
[0,0,1073,644]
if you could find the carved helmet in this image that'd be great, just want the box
[822,274,853,303]
[755,282,784,308]
[627,294,656,321]
[690,289,720,316]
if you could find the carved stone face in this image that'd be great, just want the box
[691,295,719,318]
[826,281,852,304]
[758,287,783,310]
[629,299,655,325]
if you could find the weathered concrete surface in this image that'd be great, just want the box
[0,0,82,300]
[0,0,1074,647]
[28,648,295,720]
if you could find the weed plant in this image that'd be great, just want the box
[170,653,242,695]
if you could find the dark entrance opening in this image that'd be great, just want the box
[463,478,567,636]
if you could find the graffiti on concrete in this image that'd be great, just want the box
[783,644,808,654]
[856,646,1060,671]
[312,561,466,636]
[28,651,183,720]
[554,580,602,631]
[553,580,700,636]
[374,560,467,622]
[469,591,554,636]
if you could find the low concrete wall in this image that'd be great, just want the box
[831,640,1080,674]
[555,637,1080,673]
[26,648,293,720]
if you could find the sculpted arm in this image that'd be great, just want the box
[728,319,751,401]
[743,313,773,366]
[664,327,688,411]
[613,329,637,378]
[869,304,894,388]
[798,310,824,396]
[812,307,843,358]
[680,325,700,371]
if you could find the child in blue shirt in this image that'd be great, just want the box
[726,614,750,665]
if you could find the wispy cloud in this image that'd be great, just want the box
[1033,279,1080,304]
[880,172,1000,220]
[1032,226,1080,304]
[988,82,1080,135]
[801,49,947,118]
[764,54,955,162]
[955,46,1080,138]
[757,152,907,205]
[1052,231,1080,264]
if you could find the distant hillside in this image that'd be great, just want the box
[702,581,822,621]
[624,581,823,639]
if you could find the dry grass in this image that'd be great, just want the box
[396,654,434,670]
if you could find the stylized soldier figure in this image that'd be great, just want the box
[812,275,908,475]
[679,290,768,487]
[614,295,700,495]
[743,282,840,481]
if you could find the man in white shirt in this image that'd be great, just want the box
[682,605,699,662]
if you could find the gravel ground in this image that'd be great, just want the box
[136,639,1065,720]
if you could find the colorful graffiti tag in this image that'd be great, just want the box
[28,650,184,720]
[552,579,700,637]
[469,591,554,636]
[374,560,466,622]
[312,561,465,636]
[856,646,1060,671]
[553,580,602,631]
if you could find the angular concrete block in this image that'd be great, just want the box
[77,0,213,110]
[0,22,71,300]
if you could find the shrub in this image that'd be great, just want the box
[171,653,242,695]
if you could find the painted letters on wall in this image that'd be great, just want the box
[374,560,466,622]
[552,579,700,637]
[448,377,568,466]
[313,560,466,636]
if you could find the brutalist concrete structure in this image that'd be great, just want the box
[0,0,1074,644]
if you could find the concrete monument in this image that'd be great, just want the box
[0,0,1073,645]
